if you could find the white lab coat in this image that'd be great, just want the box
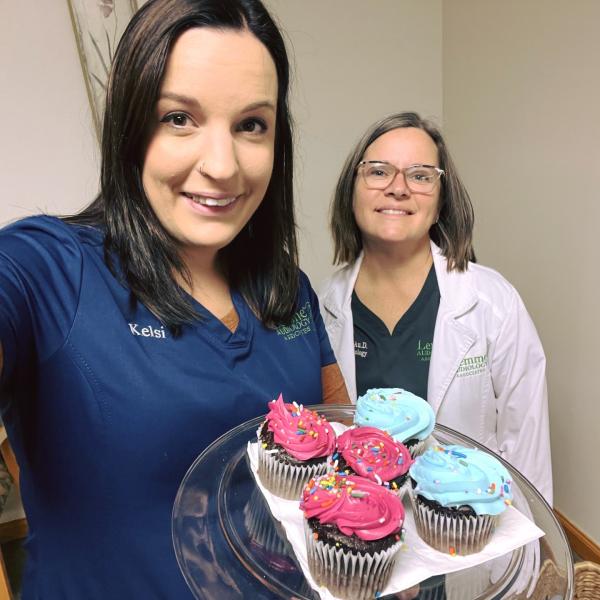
[319,241,553,504]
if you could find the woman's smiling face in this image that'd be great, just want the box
[142,27,278,260]
[353,127,441,252]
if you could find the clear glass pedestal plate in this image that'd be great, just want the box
[172,405,573,599]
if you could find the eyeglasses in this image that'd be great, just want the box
[357,161,444,192]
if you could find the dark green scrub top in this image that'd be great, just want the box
[352,265,440,400]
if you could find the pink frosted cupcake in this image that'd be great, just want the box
[332,426,413,495]
[301,473,405,600]
[257,394,336,500]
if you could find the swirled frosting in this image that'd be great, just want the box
[334,426,412,486]
[300,474,405,541]
[265,394,336,461]
[354,388,435,442]
[409,445,513,516]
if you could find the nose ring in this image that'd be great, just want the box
[199,161,206,176]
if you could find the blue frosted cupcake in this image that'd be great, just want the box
[354,388,435,457]
[408,444,513,555]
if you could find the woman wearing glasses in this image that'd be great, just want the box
[319,112,552,503]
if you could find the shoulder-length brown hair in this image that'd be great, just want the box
[330,112,475,271]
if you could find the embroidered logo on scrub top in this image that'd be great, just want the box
[456,354,488,377]
[416,339,432,362]
[128,323,167,339]
[276,301,313,341]
[354,341,368,358]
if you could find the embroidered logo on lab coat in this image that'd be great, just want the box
[456,354,488,377]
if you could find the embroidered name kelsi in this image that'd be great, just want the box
[129,323,167,339]
[276,301,313,341]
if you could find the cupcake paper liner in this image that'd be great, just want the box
[408,438,426,458]
[303,521,402,600]
[257,442,328,500]
[395,478,410,499]
[409,491,498,555]
[406,436,433,459]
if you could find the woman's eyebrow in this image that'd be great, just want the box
[159,91,275,113]
[241,100,276,113]
[158,91,201,108]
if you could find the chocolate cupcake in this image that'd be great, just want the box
[409,444,513,555]
[300,473,405,600]
[354,388,435,457]
[332,426,413,495]
[257,394,336,500]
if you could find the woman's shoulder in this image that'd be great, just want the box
[318,261,360,307]
[1,214,103,248]
[0,215,105,281]
[1,214,61,235]
[321,262,356,287]
[460,260,524,318]
[434,246,521,316]
[466,260,517,294]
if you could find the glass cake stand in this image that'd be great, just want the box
[172,405,573,599]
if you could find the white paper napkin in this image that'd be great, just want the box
[247,439,545,600]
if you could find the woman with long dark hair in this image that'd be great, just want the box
[0,1,347,597]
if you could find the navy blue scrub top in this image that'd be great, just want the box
[0,216,335,599]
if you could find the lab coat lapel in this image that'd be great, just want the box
[427,243,478,414]
[428,306,477,414]
[321,255,363,401]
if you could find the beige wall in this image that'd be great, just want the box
[0,0,99,226]
[443,1,600,541]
